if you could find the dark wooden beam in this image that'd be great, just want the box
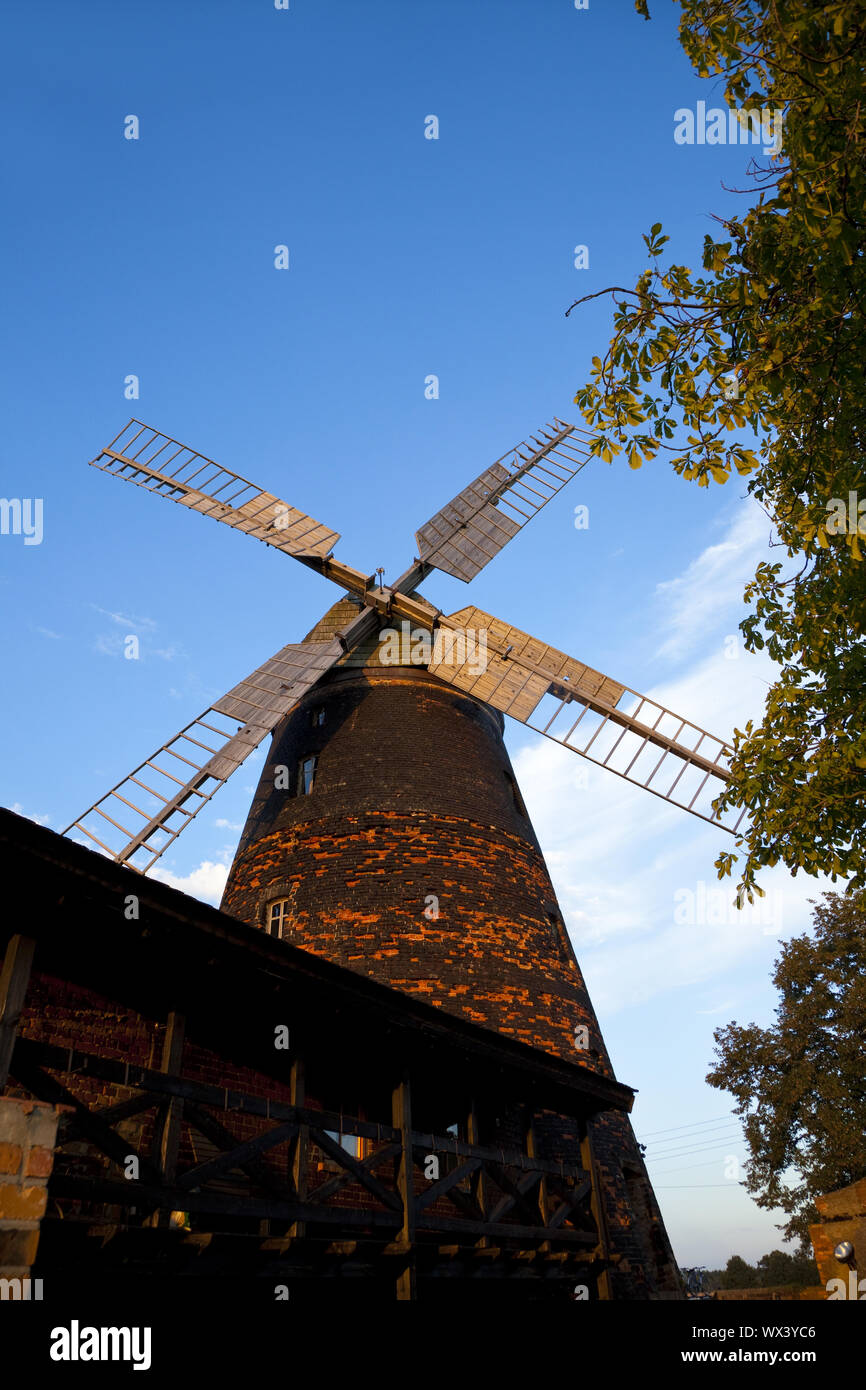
[46,1173,403,1228]
[486,1166,543,1226]
[11,1058,162,1184]
[467,1098,489,1253]
[287,1057,307,1239]
[580,1124,612,1299]
[308,1128,402,1214]
[0,934,35,1089]
[58,1090,155,1140]
[414,1212,598,1244]
[13,1039,399,1140]
[391,1071,415,1301]
[182,1101,292,1202]
[525,1115,550,1233]
[176,1119,299,1191]
[414,1157,481,1213]
[150,1009,185,1229]
[410,1126,587,1178]
[310,1141,401,1206]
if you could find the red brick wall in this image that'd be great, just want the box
[0,1095,65,1279]
[222,667,614,1073]
[11,971,397,1223]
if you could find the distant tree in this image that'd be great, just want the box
[721,1255,758,1290]
[571,0,866,901]
[707,890,866,1244]
[756,1248,818,1288]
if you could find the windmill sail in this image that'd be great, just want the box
[62,631,360,873]
[429,607,745,833]
[415,419,596,582]
[90,419,340,559]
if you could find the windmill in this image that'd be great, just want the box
[54,411,730,1299]
[64,415,746,873]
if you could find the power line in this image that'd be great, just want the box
[647,1137,742,1162]
[653,1150,739,1173]
[641,1120,740,1148]
[655,1183,742,1190]
[643,1129,741,1158]
[645,1134,743,1163]
[636,1113,735,1140]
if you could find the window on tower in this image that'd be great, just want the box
[298,754,318,795]
[267,898,290,937]
[311,707,325,727]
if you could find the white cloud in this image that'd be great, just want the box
[215,818,243,830]
[94,633,125,657]
[90,604,157,631]
[508,497,832,1017]
[152,860,228,906]
[34,626,62,640]
[653,503,772,662]
[9,801,51,826]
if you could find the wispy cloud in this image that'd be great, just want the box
[653,503,772,663]
[9,801,51,826]
[90,604,157,632]
[509,500,830,1018]
[215,818,243,831]
[94,633,126,657]
[34,626,62,640]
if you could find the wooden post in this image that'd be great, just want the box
[467,1098,491,1250]
[580,1121,613,1300]
[391,1070,415,1300]
[0,935,35,1090]
[287,1056,307,1238]
[525,1112,550,1231]
[150,1009,185,1229]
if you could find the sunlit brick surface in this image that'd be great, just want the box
[222,666,612,1070]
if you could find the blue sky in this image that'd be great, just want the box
[0,0,829,1268]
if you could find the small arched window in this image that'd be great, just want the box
[298,754,318,795]
[267,898,291,937]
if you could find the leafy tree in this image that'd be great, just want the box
[571,1,866,899]
[720,1254,758,1289]
[707,890,866,1244]
[756,1247,818,1288]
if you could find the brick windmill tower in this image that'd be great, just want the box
[65,416,745,1297]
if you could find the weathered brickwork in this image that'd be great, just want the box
[220,648,681,1298]
[809,1178,866,1292]
[0,1095,65,1279]
[11,971,388,1221]
[223,667,613,1070]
